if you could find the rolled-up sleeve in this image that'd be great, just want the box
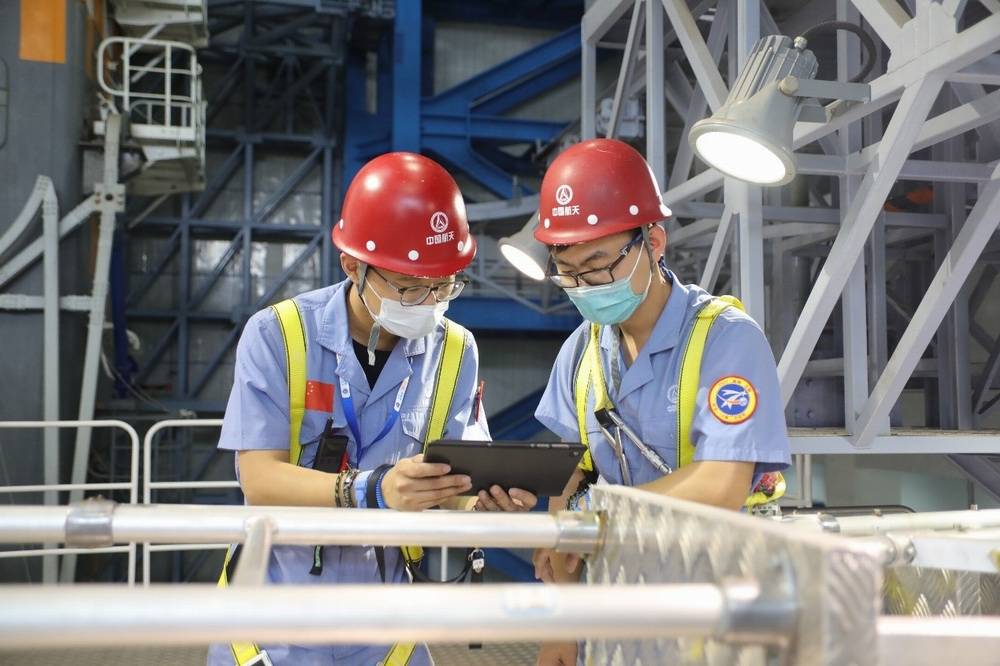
[218,309,290,452]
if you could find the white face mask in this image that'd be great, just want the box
[358,276,448,340]
[374,297,448,339]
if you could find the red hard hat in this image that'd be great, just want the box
[333,152,476,278]
[535,138,672,245]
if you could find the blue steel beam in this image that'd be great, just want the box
[343,20,580,198]
[422,114,567,143]
[472,56,581,116]
[446,297,580,332]
[126,228,181,307]
[422,26,580,109]
[392,0,421,151]
[427,139,531,199]
[190,233,324,397]
[426,1,583,31]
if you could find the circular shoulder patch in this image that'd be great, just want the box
[708,376,757,425]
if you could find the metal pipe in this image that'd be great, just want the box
[784,508,1000,536]
[231,517,273,586]
[0,504,604,553]
[0,582,782,649]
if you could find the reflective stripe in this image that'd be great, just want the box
[573,324,610,473]
[381,641,416,666]
[272,299,307,465]
[677,297,739,469]
[402,319,469,570]
[423,319,467,448]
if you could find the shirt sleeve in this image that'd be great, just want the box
[690,311,791,475]
[534,324,588,443]
[218,308,291,452]
[442,332,491,441]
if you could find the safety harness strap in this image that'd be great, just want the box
[573,323,610,473]
[676,296,742,468]
[400,319,469,569]
[220,299,306,666]
[219,546,267,665]
[424,319,468,450]
[272,298,308,465]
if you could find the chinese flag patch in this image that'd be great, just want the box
[305,380,334,412]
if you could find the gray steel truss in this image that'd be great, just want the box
[583,0,1000,472]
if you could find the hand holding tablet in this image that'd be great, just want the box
[422,440,586,497]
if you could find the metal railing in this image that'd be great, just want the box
[98,37,201,133]
[142,418,232,585]
[0,420,140,584]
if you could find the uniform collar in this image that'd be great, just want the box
[318,279,427,405]
[600,271,691,402]
[599,270,690,356]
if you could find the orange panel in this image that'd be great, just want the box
[19,0,67,64]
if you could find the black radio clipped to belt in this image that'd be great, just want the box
[312,418,348,474]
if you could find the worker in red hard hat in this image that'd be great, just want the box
[526,139,790,666]
[210,152,536,666]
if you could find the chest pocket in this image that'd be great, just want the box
[397,410,429,461]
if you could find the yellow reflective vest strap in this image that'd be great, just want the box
[381,642,417,666]
[676,296,742,469]
[573,323,611,473]
[423,319,469,450]
[219,298,306,666]
[400,319,470,568]
[272,299,308,465]
[219,546,265,665]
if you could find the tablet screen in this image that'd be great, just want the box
[424,440,586,497]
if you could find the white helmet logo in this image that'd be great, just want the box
[430,211,450,234]
[555,184,574,206]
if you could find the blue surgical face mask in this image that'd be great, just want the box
[563,244,651,325]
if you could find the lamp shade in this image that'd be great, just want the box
[689,35,818,186]
[499,213,548,281]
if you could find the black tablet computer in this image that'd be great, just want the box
[423,440,586,497]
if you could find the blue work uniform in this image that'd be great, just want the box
[208,279,489,666]
[536,271,790,490]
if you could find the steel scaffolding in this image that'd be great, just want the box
[582,0,1000,508]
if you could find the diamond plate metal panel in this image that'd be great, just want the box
[584,486,883,666]
[884,568,1000,616]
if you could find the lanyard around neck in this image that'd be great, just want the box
[338,371,409,452]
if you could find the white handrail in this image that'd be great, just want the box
[0,420,140,584]
[141,418,228,585]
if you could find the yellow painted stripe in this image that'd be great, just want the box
[20,0,66,64]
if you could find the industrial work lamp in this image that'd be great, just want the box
[499,212,548,281]
[690,32,871,186]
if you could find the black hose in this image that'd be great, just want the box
[798,21,878,83]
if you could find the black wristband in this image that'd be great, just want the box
[367,464,392,510]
